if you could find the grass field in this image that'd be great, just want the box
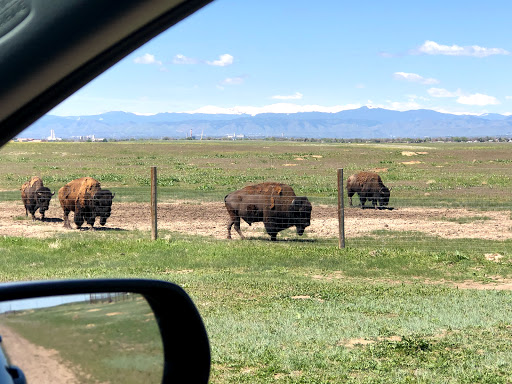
[0,232,512,382]
[1,140,512,382]
[2,140,512,208]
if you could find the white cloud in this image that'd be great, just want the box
[506,96,512,100]
[393,72,439,85]
[134,53,163,65]
[457,93,500,106]
[173,54,198,65]
[407,94,429,102]
[186,103,362,116]
[271,92,303,100]
[221,77,245,85]
[428,87,500,106]
[207,54,234,67]
[417,40,510,57]
[427,88,461,98]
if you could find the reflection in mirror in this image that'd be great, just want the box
[0,293,163,384]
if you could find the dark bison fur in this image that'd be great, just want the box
[20,176,54,221]
[224,182,312,241]
[346,171,390,209]
[58,177,114,229]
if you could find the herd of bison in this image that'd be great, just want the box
[20,171,390,241]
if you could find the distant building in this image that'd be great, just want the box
[226,133,245,140]
[47,129,62,141]
[75,134,105,142]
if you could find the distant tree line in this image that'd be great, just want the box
[24,135,512,143]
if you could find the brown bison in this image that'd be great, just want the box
[346,171,390,209]
[224,182,312,241]
[20,176,54,221]
[58,177,114,229]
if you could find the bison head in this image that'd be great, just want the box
[290,196,312,236]
[36,187,54,213]
[379,186,390,207]
[93,189,114,226]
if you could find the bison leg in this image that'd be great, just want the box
[74,212,84,229]
[263,222,278,241]
[227,218,234,239]
[85,213,96,229]
[347,191,354,206]
[63,209,72,229]
[27,206,37,221]
[227,217,244,239]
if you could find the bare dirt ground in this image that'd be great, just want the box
[0,324,79,384]
[2,201,512,241]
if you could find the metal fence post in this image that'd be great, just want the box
[151,166,157,240]
[337,168,345,248]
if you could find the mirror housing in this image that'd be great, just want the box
[0,279,210,384]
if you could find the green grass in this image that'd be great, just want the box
[1,295,163,383]
[3,140,512,382]
[0,232,512,382]
[3,141,512,208]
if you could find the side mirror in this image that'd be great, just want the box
[0,279,210,384]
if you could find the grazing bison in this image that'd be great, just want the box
[20,176,54,221]
[58,177,114,229]
[346,171,390,209]
[224,182,312,241]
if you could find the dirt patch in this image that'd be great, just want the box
[340,335,402,348]
[2,202,512,241]
[0,324,79,384]
[308,273,512,291]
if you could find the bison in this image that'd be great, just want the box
[346,171,390,209]
[20,176,54,221]
[58,177,114,229]
[224,182,312,241]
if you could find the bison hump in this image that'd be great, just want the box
[29,176,43,188]
[242,182,295,197]
[21,176,43,192]
[61,177,101,206]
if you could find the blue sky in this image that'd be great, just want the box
[50,0,512,116]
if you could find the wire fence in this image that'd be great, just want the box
[7,166,512,255]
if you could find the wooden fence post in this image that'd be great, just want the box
[337,168,345,248]
[151,166,157,240]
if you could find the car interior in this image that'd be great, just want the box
[0,1,214,383]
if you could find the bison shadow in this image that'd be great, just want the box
[360,206,395,210]
[245,235,318,243]
[40,217,63,223]
[78,226,126,232]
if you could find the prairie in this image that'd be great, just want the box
[1,140,512,382]
[2,140,512,208]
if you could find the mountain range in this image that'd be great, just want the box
[18,107,512,140]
